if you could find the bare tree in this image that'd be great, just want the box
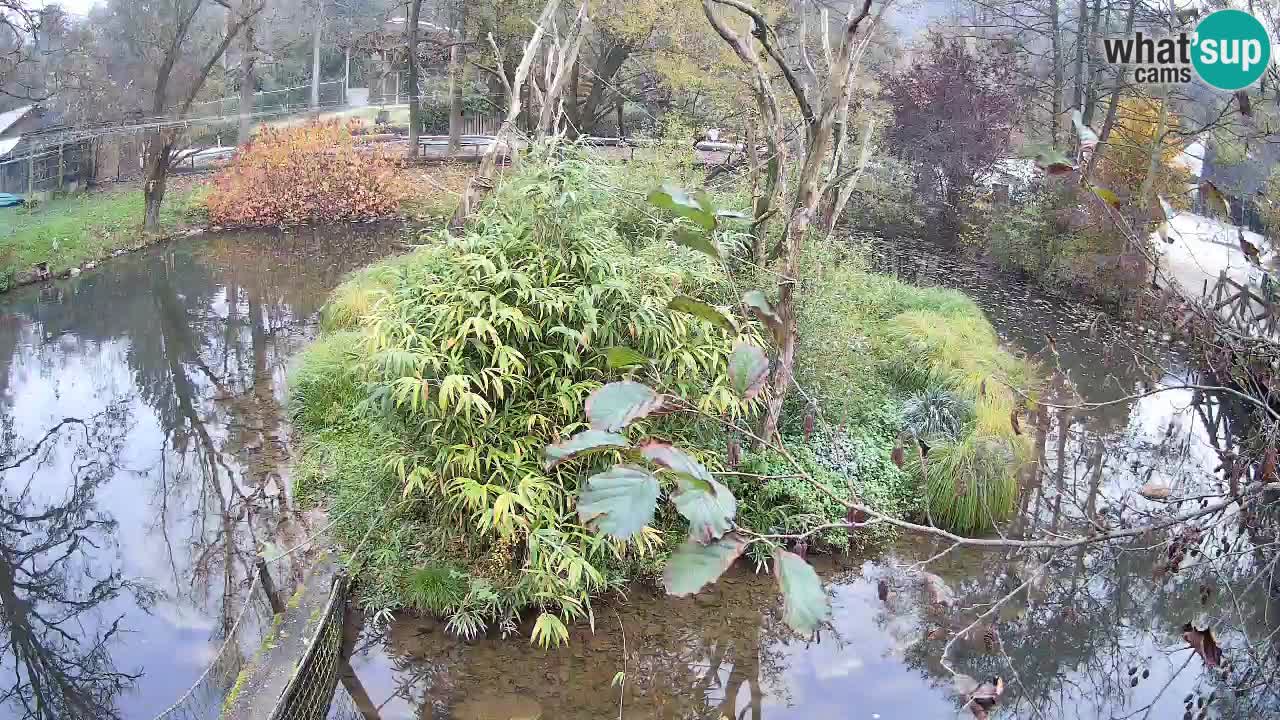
[702,0,877,440]
[105,0,266,232]
[450,0,589,226]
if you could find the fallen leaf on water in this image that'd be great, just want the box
[1183,623,1223,668]
[1138,481,1171,500]
[1261,448,1277,484]
[968,677,1005,720]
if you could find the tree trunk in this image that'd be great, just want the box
[536,2,590,138]
[310,0,324,111]
[564,59,581,138]
[1083,0,1135,181]
[576,42,630,136]
[142,131,173,234]
[1073,0,1086,110]
[1082,0,1101,124]
[407,0,423,158]
[448,43,463,154]
[452,0,562,226]
[237,1,257,145]
[1049,0,1063,146]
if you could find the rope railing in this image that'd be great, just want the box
[149,574,271,720]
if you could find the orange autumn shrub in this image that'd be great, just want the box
[206,121,411,226]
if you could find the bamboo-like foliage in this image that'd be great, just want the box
[328,155,746,644]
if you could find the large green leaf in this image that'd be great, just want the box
[544,430,630,470]
[674,226,722,260]
[647,183,716,230]
[673,476,737,542]
[742,290,783,343]
[668,296,737,335]
[729,342,769,401]
[773,548,831,635]
[585,381,664,431]
[663,533,748,596]
[639,440,713,490]
[602,346,649,369]
[576,465,661,539]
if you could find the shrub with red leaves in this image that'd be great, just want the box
[206,120,411,227]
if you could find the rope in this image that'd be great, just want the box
[144,474,392,720]
[149,573,265,720]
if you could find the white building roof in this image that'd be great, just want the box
[0,105,33,136]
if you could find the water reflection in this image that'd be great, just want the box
[0,225,407,719]
[343,236,1278,719]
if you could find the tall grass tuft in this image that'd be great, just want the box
[914,432,1020,533]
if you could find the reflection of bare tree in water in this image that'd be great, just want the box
[360,576,800,720]
[887,382,1280,719]
[0,403,154,720]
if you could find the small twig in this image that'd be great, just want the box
[614,609,627,720]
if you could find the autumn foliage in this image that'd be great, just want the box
[206,121,410,226]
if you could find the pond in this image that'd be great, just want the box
[0,230,1276,720]
[335,237,1278,720]
[0,226,408,720]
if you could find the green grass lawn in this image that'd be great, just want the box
[0,184,207,292]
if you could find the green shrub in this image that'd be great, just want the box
[293,153,753,644]
[842,154,924,235]
[793,244,1036,534]
[964,185,1143,305]
[902,386,973,444]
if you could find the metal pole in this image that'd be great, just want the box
[57,143,64,191]
[256,557,286,615]
[27,144,34,198]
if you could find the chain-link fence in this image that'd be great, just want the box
[268,574,350,720]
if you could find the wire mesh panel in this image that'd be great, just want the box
[269,574,349,720]
[150,576,274,720]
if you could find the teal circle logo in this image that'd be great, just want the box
[1193,9,1271,90]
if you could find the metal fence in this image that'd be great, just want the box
[190,81,348,120]
[0,140,94,195]
[269,574,350,720]
[150,575,278,720]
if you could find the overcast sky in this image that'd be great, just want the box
[41,0,97,16]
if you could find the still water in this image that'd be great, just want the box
[0,227,406,720]
[338,238,1279,720]
[0,231,1276,719]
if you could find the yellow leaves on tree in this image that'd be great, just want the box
[206,121,411,227]
[1095,97,1192,207]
